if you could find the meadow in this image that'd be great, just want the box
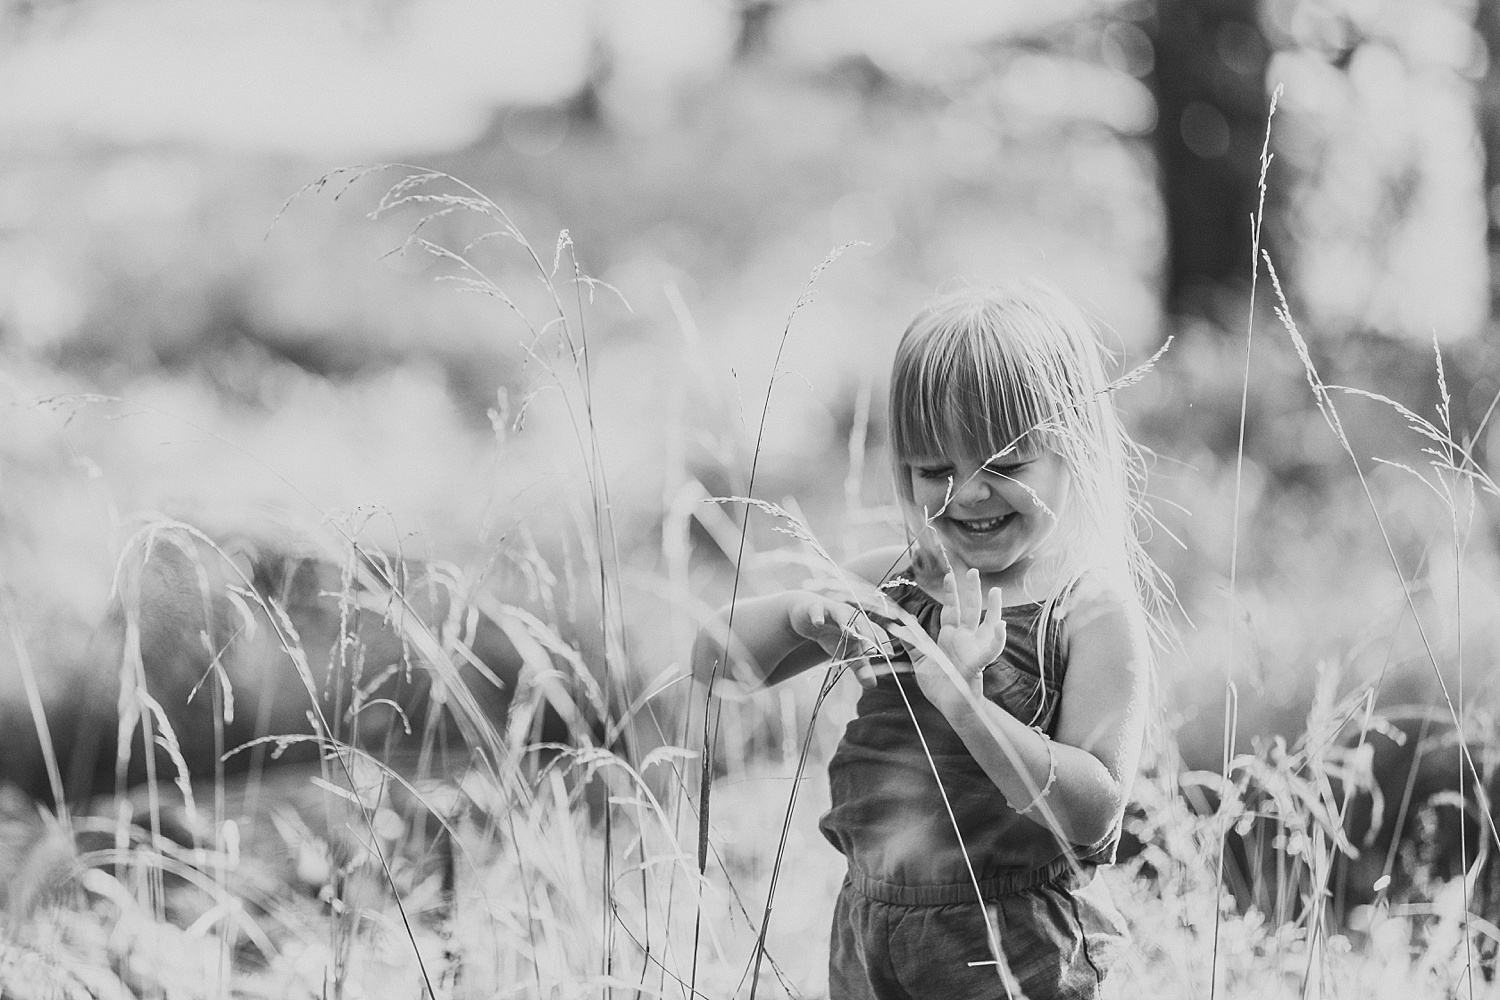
[2,136,1500,1000]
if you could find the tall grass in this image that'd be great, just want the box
[4,160,1500,1000]
[1213,80,1281,1000]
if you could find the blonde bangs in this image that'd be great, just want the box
[889,294,1073,503]
[886,282,1134,585]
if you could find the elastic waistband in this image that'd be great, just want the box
[845,857,1088,906]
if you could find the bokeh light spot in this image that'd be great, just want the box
[501,106,570,158]
[1100,21,1154,78]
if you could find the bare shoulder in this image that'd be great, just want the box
[1060,570,1149,665]
[842,544,913,587]
[1054,570,1151,764]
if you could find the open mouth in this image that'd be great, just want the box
[948,513,1016,536]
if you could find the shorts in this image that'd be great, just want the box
[828,862,1129,1000]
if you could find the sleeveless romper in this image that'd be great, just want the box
[818,575,1129,1000]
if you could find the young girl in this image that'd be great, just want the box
[693,281,1156,999]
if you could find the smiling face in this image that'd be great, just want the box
[888,284,1125,597]
[906,444,1072,590]
[886,283,1149,607]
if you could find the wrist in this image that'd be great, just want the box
[929,678,978,719]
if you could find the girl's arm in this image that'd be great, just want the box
[691,546,908,693]
[691,590,839,691]
[914,572,1149,848]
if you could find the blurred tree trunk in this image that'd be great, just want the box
[735,0,779,60]
[1147,0,1274,319]
[1477,0,1500,319]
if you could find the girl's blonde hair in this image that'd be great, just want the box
[888,280,1155,616]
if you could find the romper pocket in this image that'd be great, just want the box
[1070,871,1131,984]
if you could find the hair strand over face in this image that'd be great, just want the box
[887,280,1148,606]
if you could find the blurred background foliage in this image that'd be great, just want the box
[3,0,1500,774]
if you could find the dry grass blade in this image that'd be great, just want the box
[264,163,397,239]
[703,496,839,575]
[104,520,446,999]
[1213,82,1281,1000]
[693,243,862,998]
[1262,249,1500,865]
[0,582,70,837]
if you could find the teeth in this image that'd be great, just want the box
[955,515,1008,532]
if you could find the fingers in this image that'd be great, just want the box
[962,568,982,628]
[940,571,959,630]
[936,569,996,626]
[806,598,892,663]
[790,594,830,640]
[846,612,900,688]
[876,626,921,681]
[941,568,984,629]
[855,617,894,654]
[797,596,861,640]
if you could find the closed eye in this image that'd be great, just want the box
[914,465,954,480]
[983,461,1031,477]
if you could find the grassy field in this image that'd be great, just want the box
[3,155,1500,1000]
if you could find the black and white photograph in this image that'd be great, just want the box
[2,0,1499,997]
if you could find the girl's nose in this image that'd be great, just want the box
[953,473,993,505]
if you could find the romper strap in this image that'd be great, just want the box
[847,856,1087,905]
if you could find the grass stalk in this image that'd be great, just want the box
[2,591,72,849]
[691,242,859,996]
[1213,80,1281,1000]
[1262,253,1500,861]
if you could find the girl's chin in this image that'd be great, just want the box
[937,528,1019,564]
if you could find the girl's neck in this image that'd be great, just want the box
[909,549,1072,607]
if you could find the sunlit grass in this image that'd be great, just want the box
[2,163,1500,1000]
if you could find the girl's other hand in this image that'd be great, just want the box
[915,568,1006,704]
[788,592,897,687]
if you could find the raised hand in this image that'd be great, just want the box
[913,567,1007,705]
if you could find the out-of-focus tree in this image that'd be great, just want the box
[1145,0,1493,348]
[735,0,780,59]
[1148,0,1275,319]
[1476,0,1500,317]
